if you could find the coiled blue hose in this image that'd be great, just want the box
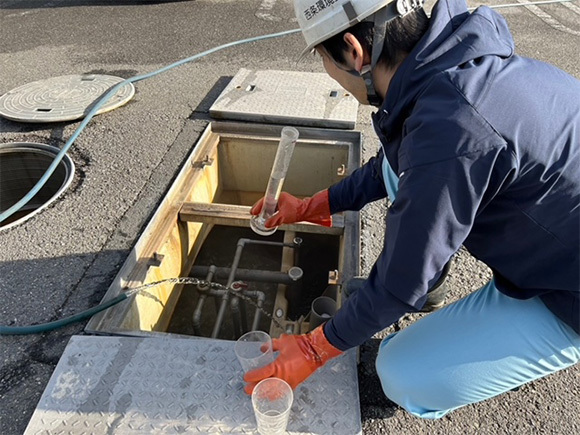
[0,28,300,225]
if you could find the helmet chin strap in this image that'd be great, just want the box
[363,6,391,107]
[343,0,424,107]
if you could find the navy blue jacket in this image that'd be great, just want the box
[324,0,580,350]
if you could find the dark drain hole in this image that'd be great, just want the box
[0,144,74,230]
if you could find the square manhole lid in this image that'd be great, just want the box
[210,69,359,129]
[25,335,361,434]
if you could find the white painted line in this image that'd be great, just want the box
[256,0,282,22]
[469,0,574,10]
[517,0,580,35]
[561,0,580,15]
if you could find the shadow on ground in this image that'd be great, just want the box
[1,0,191,9]
[358,337,399,421]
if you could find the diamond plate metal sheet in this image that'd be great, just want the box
[25,335,361,434]
[209,69,358,129]
[0,74,135,123]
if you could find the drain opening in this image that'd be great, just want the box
[0,142,75,231]
[167,226,340,339]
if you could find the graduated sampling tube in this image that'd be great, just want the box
[250,127,299,236]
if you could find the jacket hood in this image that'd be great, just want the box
[380,0,515,131]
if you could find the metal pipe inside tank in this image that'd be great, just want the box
[239,292,248,333]
[309,296,337,331]
[210,237,300,338]
[286,266,304,319]
[227,242,246,338]
[212,291,230,338]
[190,266,297,285]
[212,240,246,338]
[192,294,207,336]
[243,290,266,331]
[292,237,303,267]
[230,296,243,338]
[192,265,216,335]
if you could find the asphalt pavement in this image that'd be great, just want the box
[1,1,579,434]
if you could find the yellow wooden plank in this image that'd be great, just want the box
[179,202,345,235]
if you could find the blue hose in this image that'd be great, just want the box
[0,28,300,225]
[0,277,202,335]
[0,293,128,335]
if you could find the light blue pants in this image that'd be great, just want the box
[377,156,580,419]
[376,281,580,418]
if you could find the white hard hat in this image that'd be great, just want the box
[294,0,424,106]
[295,0,395,57]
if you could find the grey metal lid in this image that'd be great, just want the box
[210,69,359,129]
[0,74,135,123]
[25,335,362,434]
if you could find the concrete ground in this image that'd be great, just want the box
[0,0,578,434]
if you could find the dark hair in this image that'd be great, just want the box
[321,8,429,69]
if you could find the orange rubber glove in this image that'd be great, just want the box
[250,190,332,228]
[243,325,343,394]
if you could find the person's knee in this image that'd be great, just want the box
[375,335,452,419]
[375,336,413,406]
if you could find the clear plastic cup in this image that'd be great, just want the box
[234,331,274,373]
[251,378,293,435]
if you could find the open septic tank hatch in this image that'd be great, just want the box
[28,70,363,434]
[0,142,75,231]
[88,68,361,340]
[86,121,361,339]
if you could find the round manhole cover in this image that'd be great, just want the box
[0,142,75,231]
[0,74,135,123]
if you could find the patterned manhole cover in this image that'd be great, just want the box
[0,74,135,123]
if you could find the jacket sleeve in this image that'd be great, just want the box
[327,148,388,214]
[324,145,508,350]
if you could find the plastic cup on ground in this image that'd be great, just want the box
[251,378,293,435]
[234,331,274,373]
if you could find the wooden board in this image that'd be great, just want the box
[179,202,345,235]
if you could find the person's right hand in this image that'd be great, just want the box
[243,325,343,394]
[250,190,332,228]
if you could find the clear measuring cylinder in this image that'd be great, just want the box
[250,127,299,236]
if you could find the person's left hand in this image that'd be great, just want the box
[243,325,342,394]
